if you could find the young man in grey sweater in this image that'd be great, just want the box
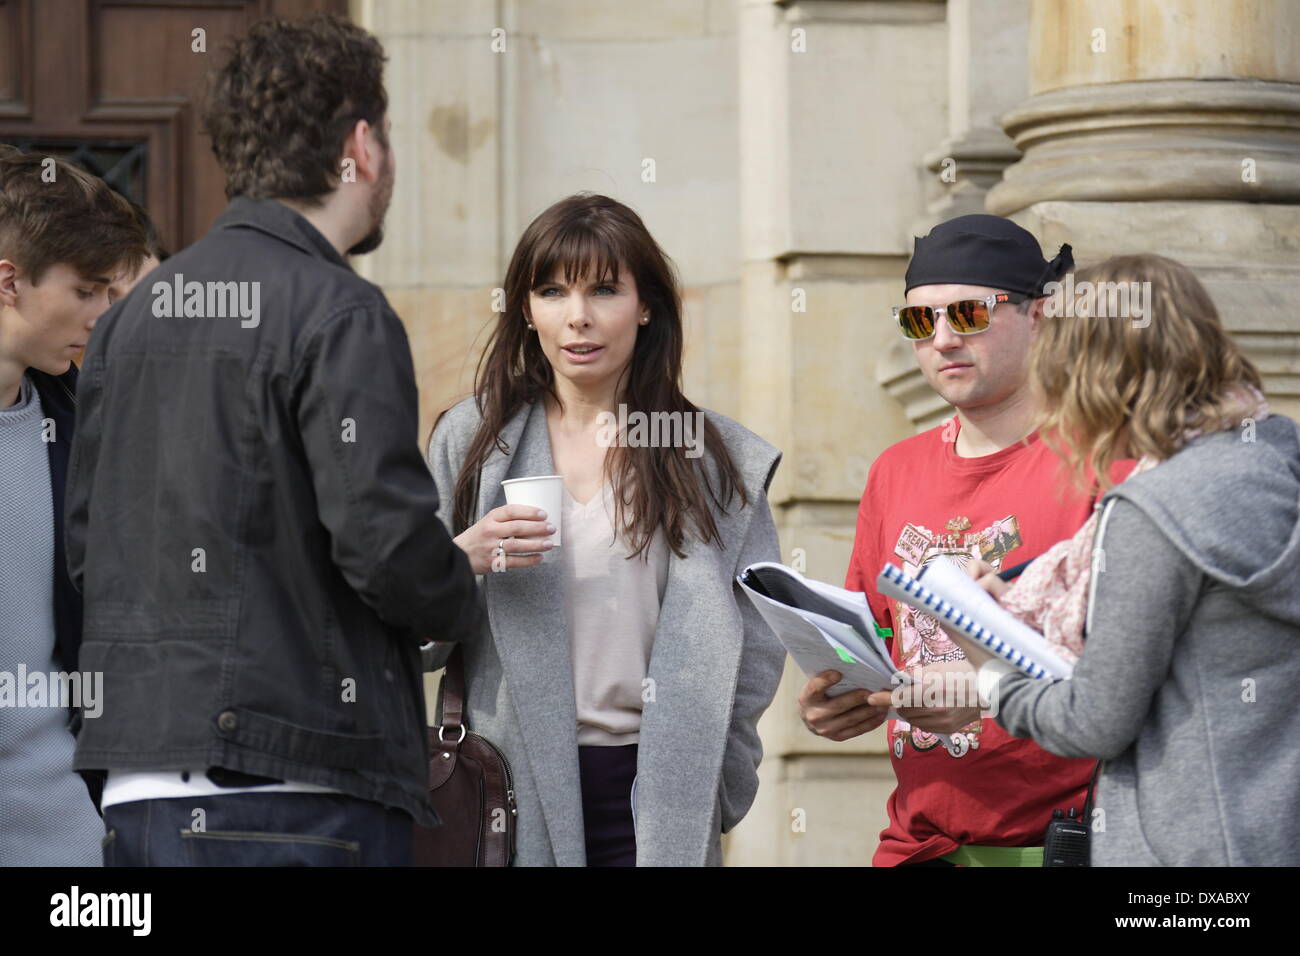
[0,145,148,865]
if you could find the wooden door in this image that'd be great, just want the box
[0,0,348,253]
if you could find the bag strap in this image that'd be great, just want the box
[1080,530,1104,831]
[439,425,486,734]
[441,643,467,731]
[1082,756,1101,822]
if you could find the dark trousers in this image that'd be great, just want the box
[102,792,413,866]
[578,744,638,867]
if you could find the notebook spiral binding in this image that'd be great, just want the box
[880,564,1052,679]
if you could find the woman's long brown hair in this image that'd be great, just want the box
[1031,253,1264,495]
[448,192,747,558]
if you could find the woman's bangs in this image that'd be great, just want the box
[528,224,624,290]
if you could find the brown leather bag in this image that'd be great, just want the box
[413,644,517,866]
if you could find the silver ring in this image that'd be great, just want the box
[491,537,509,573]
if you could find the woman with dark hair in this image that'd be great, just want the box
[425,193,786,866]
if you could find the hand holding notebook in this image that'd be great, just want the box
[876,555,1074,680]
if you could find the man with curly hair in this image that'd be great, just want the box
[65,14,479,866]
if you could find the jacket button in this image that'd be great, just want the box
[217,711,238,733]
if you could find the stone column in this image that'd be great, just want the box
[987,0,1300,419]
[883,0,1031,434]
[919,0,1028,225]
[349,0,505,442]
[731,0,947,866]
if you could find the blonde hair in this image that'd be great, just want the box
[1031,253,1263,494]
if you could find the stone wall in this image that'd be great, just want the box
[353,0,1300,865]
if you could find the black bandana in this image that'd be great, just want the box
[904,214,1073,298]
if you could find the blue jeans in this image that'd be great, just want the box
[102,792,413,866]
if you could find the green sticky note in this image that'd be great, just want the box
[834,646,859,664]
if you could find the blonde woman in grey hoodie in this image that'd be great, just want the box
[949,253,1300,866]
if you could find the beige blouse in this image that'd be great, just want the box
[560,480,669,746]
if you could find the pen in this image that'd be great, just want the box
[997,559,1032,581]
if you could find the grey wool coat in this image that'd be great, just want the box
[423,396,786,866]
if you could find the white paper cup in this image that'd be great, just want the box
[501,475,563,552]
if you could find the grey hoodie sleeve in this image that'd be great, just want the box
[991,498,1203,760]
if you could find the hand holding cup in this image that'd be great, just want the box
[454,504,555,574]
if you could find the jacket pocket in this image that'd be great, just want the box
[213,706,389,771]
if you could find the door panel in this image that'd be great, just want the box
[0,0,349,251]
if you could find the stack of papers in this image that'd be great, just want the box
[738,562,951,746]
[739,562,894,690]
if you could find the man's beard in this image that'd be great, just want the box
[348,153,394,256]
[348,220,384,256]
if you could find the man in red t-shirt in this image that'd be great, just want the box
[799,214,1129,866]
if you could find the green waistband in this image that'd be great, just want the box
[940,845,1044,867]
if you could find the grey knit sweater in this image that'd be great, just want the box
[0,372,103,866]
[993,414,1300,866]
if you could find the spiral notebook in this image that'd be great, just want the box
[876,556,1074,680]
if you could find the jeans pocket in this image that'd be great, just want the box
[180,828,362,867]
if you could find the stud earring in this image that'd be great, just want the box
[526,321,534,330]
[640,315,650,325]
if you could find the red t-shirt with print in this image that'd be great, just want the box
[844,417,1133,866]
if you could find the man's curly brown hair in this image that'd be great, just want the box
[202,14,388,204]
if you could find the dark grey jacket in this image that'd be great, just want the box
[65,197,479,825]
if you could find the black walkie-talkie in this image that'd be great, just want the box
[1042,614,1102,868]
[1042,807,1089,867]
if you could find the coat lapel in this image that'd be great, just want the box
[634,429,779,865]
[633,507,746,865]
[477,400,586,866]
[471,400,776,867]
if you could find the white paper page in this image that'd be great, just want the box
[743,561,880,645]
[798,607,895,684]
[739,580,951,739]
[800,575,879,630]
[740,585,894,690]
